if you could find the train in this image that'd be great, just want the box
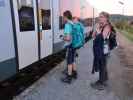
[0,0,98,82]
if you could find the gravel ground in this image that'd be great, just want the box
[13,40,133,100]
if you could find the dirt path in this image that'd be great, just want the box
[14,42,121,100]
[111,32,133,99]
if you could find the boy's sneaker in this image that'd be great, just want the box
[61,74,72,84]
[72,71,78,79]
[62,68,68,75]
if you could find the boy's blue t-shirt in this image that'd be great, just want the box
[64,22,73,47]
[64,23,73,36]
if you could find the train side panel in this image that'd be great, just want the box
[0,0,17,81]
[0,0,98,82]
[52,0,64,53]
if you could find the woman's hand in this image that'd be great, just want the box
[92,23,102,38]
[95,23,102,33]
[102,25,111,39]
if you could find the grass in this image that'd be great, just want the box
[114,21,133,42]
[118,29,133,42]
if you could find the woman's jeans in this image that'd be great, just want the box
[99,54,109,83]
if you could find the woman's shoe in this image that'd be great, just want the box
[90,81,105,90]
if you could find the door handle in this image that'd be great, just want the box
[59,35,64,40]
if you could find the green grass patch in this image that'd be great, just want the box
[118,30,133,42]
[114,20,133,42]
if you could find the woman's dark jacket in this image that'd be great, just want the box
[92,33,105,74]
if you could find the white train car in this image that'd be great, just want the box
[0,0,97,82]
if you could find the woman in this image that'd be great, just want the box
[91,12,112,90]
[61,11,77,84]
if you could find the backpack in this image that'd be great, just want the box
[102,24,117,51]
[71,23,85,49]
[109,26,117,50]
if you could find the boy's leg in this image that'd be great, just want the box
[61,47,73,84]
[72,63,76,71]
[72,63,77,79]
[72,49,78,79]
[68,64,73,75]
[72,48,77,71]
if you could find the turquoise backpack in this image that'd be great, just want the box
[71,23,85,49]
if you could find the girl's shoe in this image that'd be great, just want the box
[90,81,105,90]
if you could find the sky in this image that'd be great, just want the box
[60,0,81,17]
[60,0,93,18]
[87,0,133,16]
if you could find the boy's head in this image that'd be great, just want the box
[63,10,72,22]
[73,17,79,23]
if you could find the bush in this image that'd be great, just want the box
[114,21,133,34]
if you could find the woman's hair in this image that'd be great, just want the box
[99,11,111,24]
[63,10,72,20]
[99,12,115,32]
[100,11,110,19]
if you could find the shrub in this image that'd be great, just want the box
[114,21,133,34]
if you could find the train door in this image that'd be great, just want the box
[12,0,38,69]
[38,0,53,59]
[0,0,17,81]
[52,0,65,53]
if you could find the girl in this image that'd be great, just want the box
[91,12,112,90]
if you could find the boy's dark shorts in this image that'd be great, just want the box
[66,46,76,65]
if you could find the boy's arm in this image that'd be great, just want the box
[63,24,72,41]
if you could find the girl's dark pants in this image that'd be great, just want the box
[92,34,109,84]
[99,55,108,83]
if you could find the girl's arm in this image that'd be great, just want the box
[92,23,102,38]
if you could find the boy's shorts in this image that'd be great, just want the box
[66,45,76,65]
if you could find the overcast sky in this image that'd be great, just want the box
[87,0,133,16]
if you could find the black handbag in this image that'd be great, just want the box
[109,30,117,50]
[102,24,118,51]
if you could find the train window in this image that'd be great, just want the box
[38,0,51,30]
[17,0,35,31]
[41,9,51,30]
[59,16,65,29]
